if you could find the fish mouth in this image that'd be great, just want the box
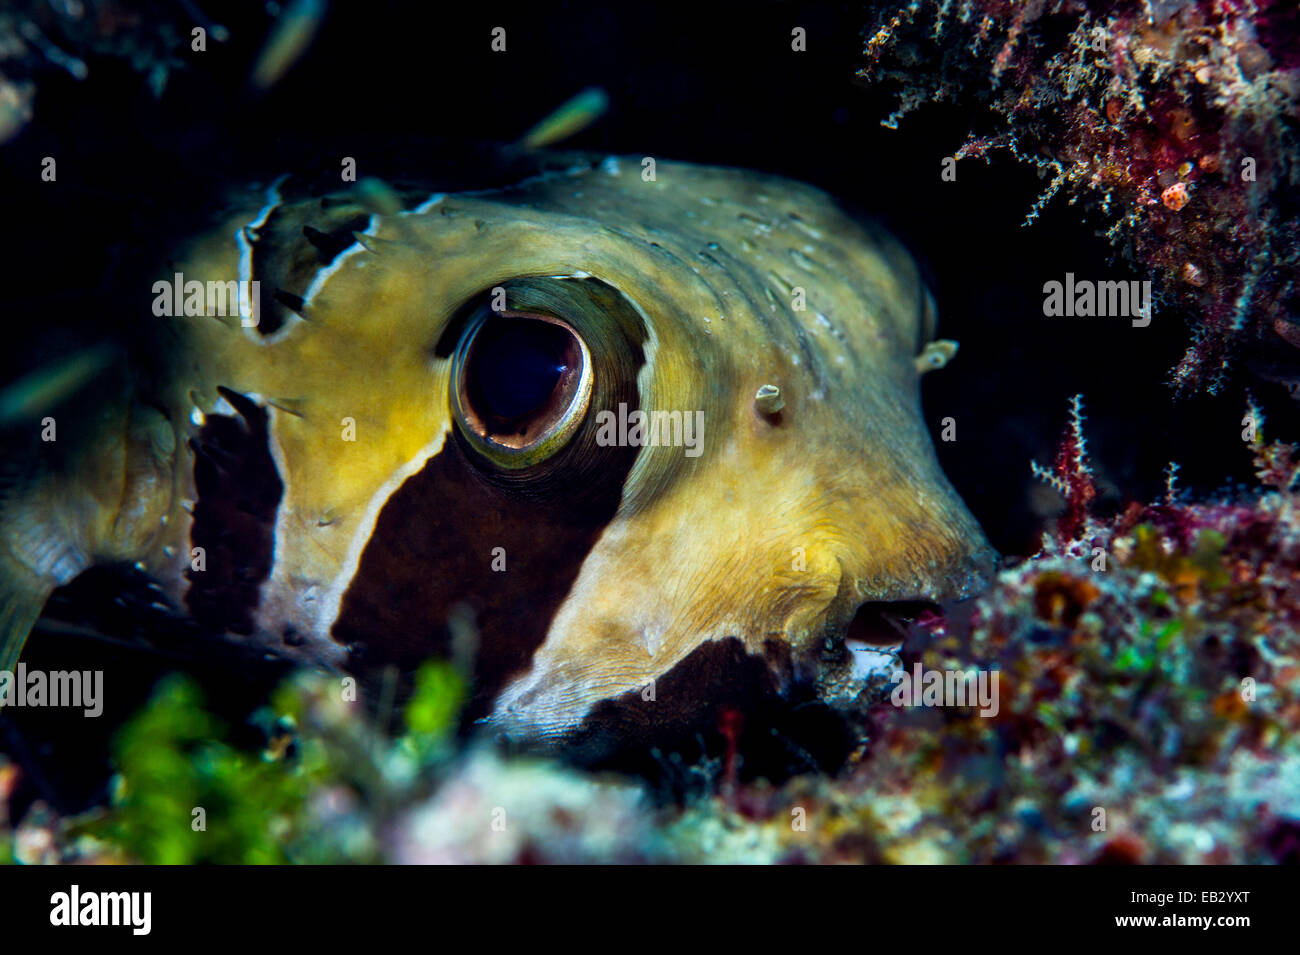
[837,600,944,691]
[844,599,942,647]
[485,599,964,785]
[493,634,860,790]
[482,539,999,765]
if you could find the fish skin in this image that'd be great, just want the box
[1,155,995,747]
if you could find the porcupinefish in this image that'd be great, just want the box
[0,155,994,755]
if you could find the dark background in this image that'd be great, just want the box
[4,0,1286,554]
[2,0,1287,551]
[0,0,1293,811]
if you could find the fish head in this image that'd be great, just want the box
[164,156,995,753]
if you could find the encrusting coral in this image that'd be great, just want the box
[4,399,1298,864]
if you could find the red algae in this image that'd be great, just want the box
[660,395,1300,862]
[859,0,1300,395]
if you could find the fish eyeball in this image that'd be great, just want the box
[451,309,593,469]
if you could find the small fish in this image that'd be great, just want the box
[250,0,328,91]
[0,155,994,755]
[0,345,116,427]
[519,88,610,149]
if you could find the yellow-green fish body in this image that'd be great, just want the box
[0,155,993,753]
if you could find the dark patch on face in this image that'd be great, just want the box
[555,636,855,792]
[846,600,941,646]
[334,277,650,717]
[185,387,283,636]
[244,205,287,337]
[331,433,641,721]
[302,217,371,265]
[12,593,293,820]
[248,200,371,336]
[272,289,305,315]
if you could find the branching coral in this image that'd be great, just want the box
[8,399,1300,863]
[0,0,202,142]
[1032,393,1098,543]
[860,0,1300,395]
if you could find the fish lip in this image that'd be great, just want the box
[919,534,1001,601]
[479,542,1001,751]
[477,699,576,755]
[843,599,944,647]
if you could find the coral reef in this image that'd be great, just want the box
[5,398,1300,863]
[0,0,321,144]
[4,0,1298,868]
[0,0,198,142]
[858,0,1300,395]
[652,396,1300,863]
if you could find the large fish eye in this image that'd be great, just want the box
[451,309,594,469]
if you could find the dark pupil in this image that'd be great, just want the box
[467,318,571,424]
